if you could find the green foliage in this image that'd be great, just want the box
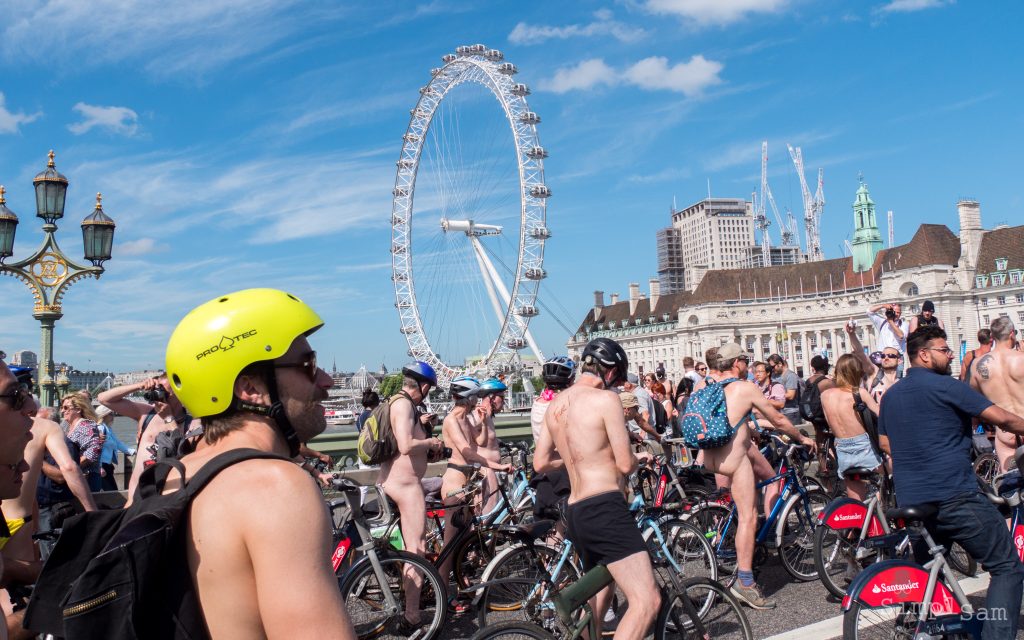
[377,373,403,398]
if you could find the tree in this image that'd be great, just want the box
[377,373,403,398]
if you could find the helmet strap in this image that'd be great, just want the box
[233,367,301,457]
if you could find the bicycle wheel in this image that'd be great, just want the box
[477,542,581,627]
[973,452,999,491]
[946,542,977,577]
[453,527,518,590]
[339,550,447,640]
[843,601,940,640]
[470,621,554,640]
[691,504,736,574]
[778,489,830,581]
[654,577,753,640]
[649,517,719,581]
[813,524,861,599]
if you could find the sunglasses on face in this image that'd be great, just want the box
[696,367,707,372]
[274,351,318,381]
[881,353,900,360]
[0,386,30,411]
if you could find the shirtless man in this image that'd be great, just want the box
[97,373,192,504]
[1,367,96,577]
[378,361,444,630]
[438,377,510,583]
[960,328,992,383]
[473,377,507,514]
[155,288,353,639]
[696,343,815,609]
[821,354,883,501]
[534,337,660,639]
[970,317,1024,499]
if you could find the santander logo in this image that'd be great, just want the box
[832,513,864,522]
[871,580,919,594]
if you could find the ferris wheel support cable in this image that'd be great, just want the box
[471,236,508,332]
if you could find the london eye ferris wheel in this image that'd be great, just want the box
[390,44,550,390]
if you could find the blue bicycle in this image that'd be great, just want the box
[693,441,830,581]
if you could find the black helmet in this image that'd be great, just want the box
[542,356,575,388]
[581,338,628,387]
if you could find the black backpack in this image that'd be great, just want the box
[799,375,827,423]
[25,448,286,639]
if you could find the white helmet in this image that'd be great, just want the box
[450,376,482,400]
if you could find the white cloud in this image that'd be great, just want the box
[876,0,953,13]
[0,92,41,134]
[68,102,139,136]
[541,55,723,97]
[623,55,723,95]
[644,0,787,26]
[0,0,339,79]
[539,59,617,93]
[508,11,646,45]
[116,237,167,256]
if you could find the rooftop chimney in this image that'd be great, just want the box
[649,278,661,310]
[957,199,983,271]
[628,282,640,315]
[593,290,604,321]
[610,293,620,305]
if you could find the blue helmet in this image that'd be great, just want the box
[479,377,508,396]
[542,356,575,388]
[402,361,437,386]
[450,376,481,400]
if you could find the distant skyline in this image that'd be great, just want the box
[1,0,1021,372]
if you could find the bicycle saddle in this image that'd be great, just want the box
[499,519,555,543]
[885,504,937,523]
[842,467,879,480]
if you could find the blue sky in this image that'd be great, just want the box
[0,0,1020,373]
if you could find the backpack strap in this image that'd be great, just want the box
[184,448,290,499]
[136,409,158,449]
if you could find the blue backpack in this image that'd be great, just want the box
[681,377,748,449]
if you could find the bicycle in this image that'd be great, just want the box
[815,467,977,599]
[841,450,1024,640]
[692,441,830,581]
[329,477,448,640]
[470,559,752,640]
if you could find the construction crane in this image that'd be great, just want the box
[887,210,894,248]
[787,144,825,262]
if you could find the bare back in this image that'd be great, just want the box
[821,387,873,440]
[544,382,633,502]
[971,348,1024,470]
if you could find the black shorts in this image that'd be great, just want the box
[565,491,646,571]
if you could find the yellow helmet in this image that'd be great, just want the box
[166,288,324,418]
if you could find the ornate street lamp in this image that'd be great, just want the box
[0,151,116,407]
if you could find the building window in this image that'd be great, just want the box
[1017,294,1024,303]
[982,298,989,307]
[998,296,1006,305]
[983,314,990,325]
[1019,311,1024,324]
[996,257,1008,271]
[976,275,989,288]
[1011,271,1023,285]
[993,273,1007,286]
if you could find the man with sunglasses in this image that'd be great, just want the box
[129,289,354,639]
[878,326,1024,640]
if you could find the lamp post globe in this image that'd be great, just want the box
[0,186,18,261]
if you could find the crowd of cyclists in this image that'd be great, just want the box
[2,290,1024,639]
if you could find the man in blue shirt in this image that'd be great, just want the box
[879,325,1024,640]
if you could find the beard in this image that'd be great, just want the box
[933,361,953,376]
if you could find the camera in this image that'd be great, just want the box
[884,308,896,320]
[143,386,169,403]
[428,445,452,462]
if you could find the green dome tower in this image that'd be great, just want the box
[851,175,883,272]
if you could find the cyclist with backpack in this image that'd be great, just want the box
[27,289,356,639]
[683,343,815,609]
[377,361,445,631]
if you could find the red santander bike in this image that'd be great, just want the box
[841,447,1024,640]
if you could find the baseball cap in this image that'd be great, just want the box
[626,373,640,385]
[95,405,112,419]
[922,300,935,312]
[619,392,639,408]
[716,343,753,363]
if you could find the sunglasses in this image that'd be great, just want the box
[0,386,30,411]
[274,351,319,381]
[881,354,900,360]
[696,367,707,372]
